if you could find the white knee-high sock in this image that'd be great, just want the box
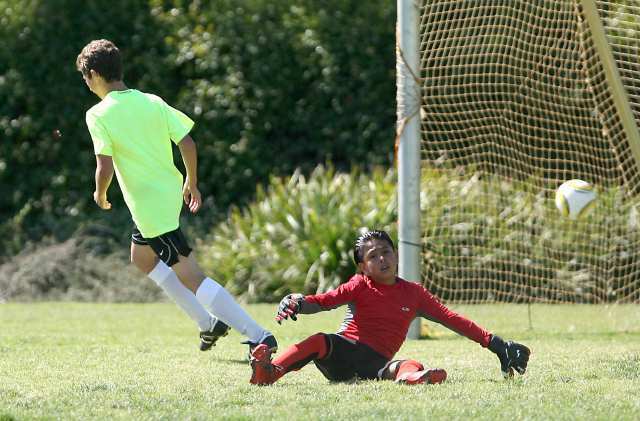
[195,277,268,342]
[148,261,212,332]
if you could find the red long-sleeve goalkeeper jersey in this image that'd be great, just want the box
[303,274,492,360]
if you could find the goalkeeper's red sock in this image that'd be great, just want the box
[271,333,329,381]
[394,359,447,385]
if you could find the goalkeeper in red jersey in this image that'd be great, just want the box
[249,230,530,385]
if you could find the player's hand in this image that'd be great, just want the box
[276,293,304,324]
[93,191,111,210]
[183,180,202,213]
[488,335,531,378]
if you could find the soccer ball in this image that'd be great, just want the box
[555,179,597,219]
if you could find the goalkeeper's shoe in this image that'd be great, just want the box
[395,368,447,385]
[249,344,277,385]
[199,318,230,351]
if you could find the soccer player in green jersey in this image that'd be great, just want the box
[76,39,276,354]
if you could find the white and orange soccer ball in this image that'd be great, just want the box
[555,179,597,219]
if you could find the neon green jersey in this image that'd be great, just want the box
[85,89,193,238]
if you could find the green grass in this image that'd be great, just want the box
[0,303,639,420]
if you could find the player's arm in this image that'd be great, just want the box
[417,288,531,378]
[94,154,113,210]
[275,278,360,324]
[177,135,201,213]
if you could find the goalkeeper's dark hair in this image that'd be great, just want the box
[76,39,123,82]
[353,230,395,264]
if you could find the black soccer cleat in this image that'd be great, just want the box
[242,332,278,359]
[199,318,231,351]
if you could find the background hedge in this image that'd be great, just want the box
[0,0,396,260]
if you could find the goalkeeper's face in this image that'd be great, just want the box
[357,239,398,285]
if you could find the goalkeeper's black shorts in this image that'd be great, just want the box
[314,334,389,382]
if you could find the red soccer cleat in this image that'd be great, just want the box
[249,344,276,385]
[395,368,447,385]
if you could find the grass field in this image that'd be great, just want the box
[1,303,639,420]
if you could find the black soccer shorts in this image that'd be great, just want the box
[314,334,389,382]
[131,226,192,267]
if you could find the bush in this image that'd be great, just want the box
[7,164,638,304]
[0,165,396,303]
[0,224,161,303]
[0,0,174,258]
[197,165,396,302]
[153,0,396,206]
[0,0,396,260]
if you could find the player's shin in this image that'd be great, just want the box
[391,359,448,385]
[195,277,271,343]
[148,261,212,331]
[270,333,329,380]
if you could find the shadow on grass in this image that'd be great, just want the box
[226,358,251,365]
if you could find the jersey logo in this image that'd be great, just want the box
[401,306,410,312]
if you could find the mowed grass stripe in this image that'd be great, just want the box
[0,303,638,420]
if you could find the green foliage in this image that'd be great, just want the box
[197,165,396,302]
[0,0,395,259]
[149,0,396,205]
[0,0,170,139]
[0,0,173,257]
[0,165,396,302]
[6,162,639,305]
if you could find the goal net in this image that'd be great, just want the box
[418,0,640,303]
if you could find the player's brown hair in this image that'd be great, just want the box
[76,39,122,82]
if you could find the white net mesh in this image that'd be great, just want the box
[418,0,640,303]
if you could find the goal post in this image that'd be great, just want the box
[397,0,423,339]
[580,0,640,168]
[399,0,640,305]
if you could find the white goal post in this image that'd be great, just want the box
[396,0,423,339]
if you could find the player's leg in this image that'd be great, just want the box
[130,231,228,351]
[150,227,275,351]
[251,333,359,385]
[312,334,362,383]
[272,332,329,371]
[131,240,212,332]
[320,339,443,384]
[338,340,393,381]
[163,250,204,293]
[382,359,447,385]
[174,253,276,350]
[250,333,330,385]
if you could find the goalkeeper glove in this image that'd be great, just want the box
[275,293,304,324]
[488,335,531,378]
